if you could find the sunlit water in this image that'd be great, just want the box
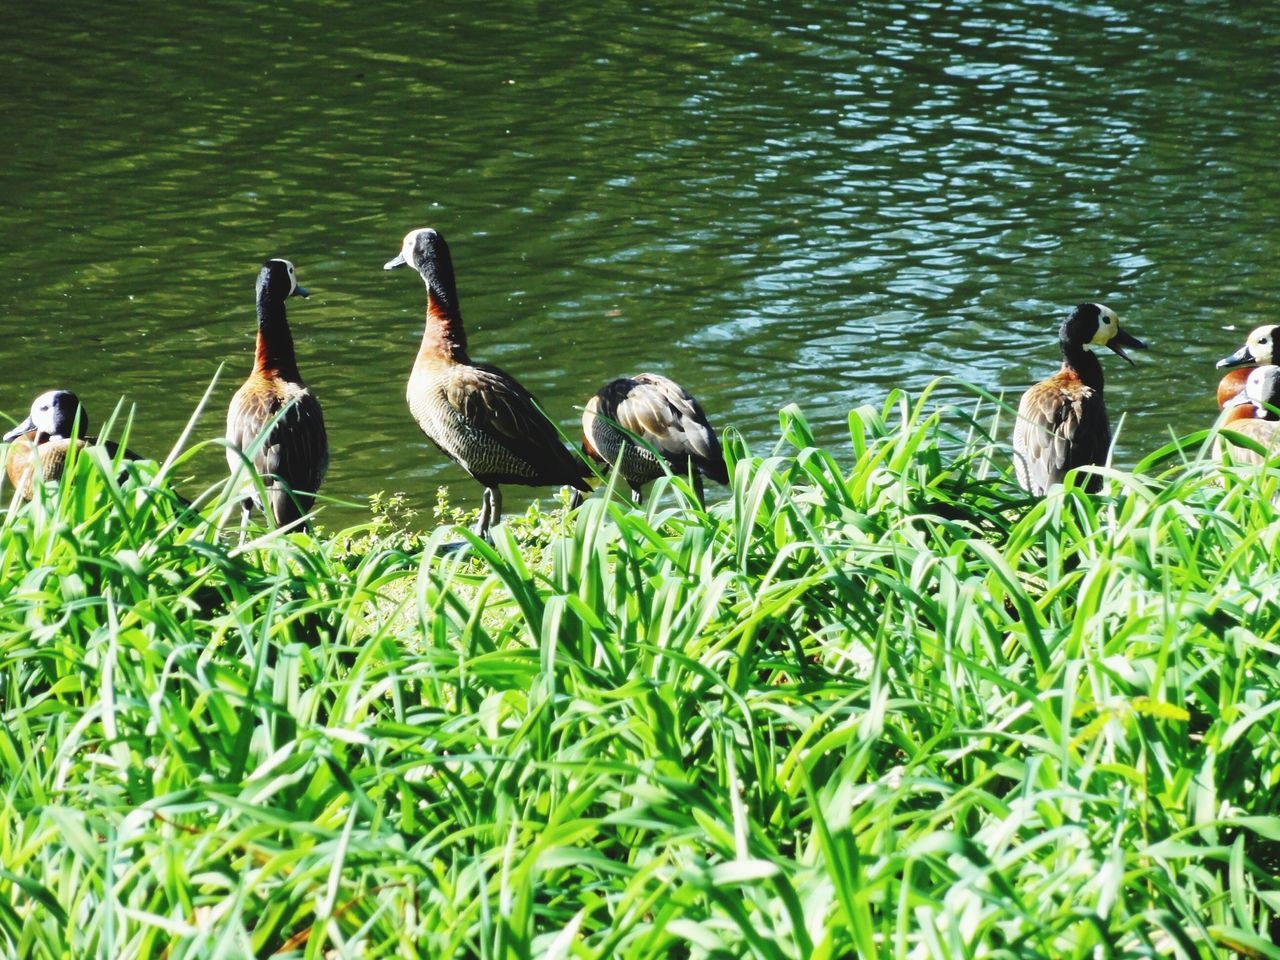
[2,1,1277,524]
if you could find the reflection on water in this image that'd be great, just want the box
[1,1,1277,523]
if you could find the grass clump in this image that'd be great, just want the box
[1,381,1278,959]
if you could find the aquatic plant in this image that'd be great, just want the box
[1,383,1277,959]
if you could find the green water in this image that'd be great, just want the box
[2,1,1277,522]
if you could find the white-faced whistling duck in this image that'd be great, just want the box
[225,258,329,531]
[1215,324,1278,411]
[1220,364,1280,466]
[1012,303,1147,495]
[384,227,590,540]
[3,390,124,498]
[582,373,729,505]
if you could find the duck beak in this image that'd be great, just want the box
[292,284,311,299]
[3,415,35,442]
[384,253,408,270]
[1108,328,1147,365]
[1217,344,1254,369]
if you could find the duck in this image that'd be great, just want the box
[1215,324,1278,411]
[3,390,125,498]
[582,373,728,505]
[225,258,328,531]
[1012,302,1147,495]
[1219,364,1280,466]
[384,227,590,539]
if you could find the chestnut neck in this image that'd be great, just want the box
[417,274,470,363]
[1222,402,1256,425]
[254,296,302,382]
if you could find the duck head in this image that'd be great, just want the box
[5,390,86,442]
[1216,324,1277,370]
[1062,302,1146,364]
[385,227,460,307]
[257,258,309,304]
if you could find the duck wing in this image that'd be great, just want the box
[448,362,588,489]
[1014,379,1109,495]
[610,374,727,483]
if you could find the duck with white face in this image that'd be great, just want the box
[1012,302,1147,496]
[1220,364,1280,467]
[1215,324,1279,411]
[385,227,590,541]
[3,390,132,498]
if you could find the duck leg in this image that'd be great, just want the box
[474,486,502,540]
[692,471,706,508]
[238,498,253,546]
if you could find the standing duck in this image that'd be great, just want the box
[582,373,728,504]
[1215,324,1278,410]
[384,227,589,539]
[1220,364,1280,466]
[1012,303,1146,495]
[226,258,328,531]
[3,390,114,498]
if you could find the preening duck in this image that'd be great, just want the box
[3,390,123,498]
[582,373,728,504]
[1220,364,1280,466]
[1012,303,1146,495]
[385,227,590,539]
[226,258,328,531]
[1216,324,1278,411]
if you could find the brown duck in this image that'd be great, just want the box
[582,373,728,504]
[1216,324,1278,412]
[1220,364,1280,466]
[384,227,589,539]
[3,390,125,498]
[1012,303,1146,495]
[226,258,328,530]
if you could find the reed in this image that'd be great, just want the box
[1,382,1277,959]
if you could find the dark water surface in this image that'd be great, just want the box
[2,1,1278,523]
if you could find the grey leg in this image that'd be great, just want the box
[238,499,252,546]
[474,486,502,540]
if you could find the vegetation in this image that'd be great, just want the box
[1,382,1278,959]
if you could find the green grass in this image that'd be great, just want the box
[2,381,1279,959]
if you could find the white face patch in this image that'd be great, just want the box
[1246,365,1280,408]
[1249,327,1275,363]
[29,390,76,436]
[1088,305,1120,347]
[402,229,430,265]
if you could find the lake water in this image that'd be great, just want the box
[2,1,1277,524]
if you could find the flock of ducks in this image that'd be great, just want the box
[4,233,1280,537]
[2,228,728,539]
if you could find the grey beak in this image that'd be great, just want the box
[1217,344,1254,370]
[1107,327,1147,366]
[4,415,35,442]
[384,253,408,271]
